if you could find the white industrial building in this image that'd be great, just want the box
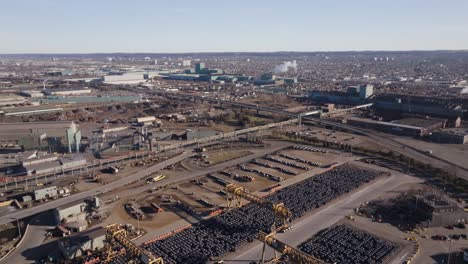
[136,116,161,126]
[19,153,87,176]
[34,186,58,200]
[44,88,92,96]
[54,199,88,224]
[103,73,146,84]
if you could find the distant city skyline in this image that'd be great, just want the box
[1,0,468,54]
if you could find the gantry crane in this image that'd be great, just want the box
[106,224,164,264]
[225,183,292,229]
[258,230,326,264]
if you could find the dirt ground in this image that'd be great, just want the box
[100,198,184,231]
[201,150,252,167]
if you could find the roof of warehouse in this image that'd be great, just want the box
[0,121,74,132]
[0,105,63,113]
[24,160,62,172]
[347,117,423,130]
[392,118,446,128]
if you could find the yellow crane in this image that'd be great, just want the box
[258,230,326,264]
[225,183,292,229]
[106,224,164,264]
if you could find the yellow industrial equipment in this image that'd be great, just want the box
[258,231,325,264]
[225,183,292,229]
[106,224,164,264]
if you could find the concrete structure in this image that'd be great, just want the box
[416,193,466,227]
[58,227,106,260]
[34,186,58,200]
[66,125,81,153]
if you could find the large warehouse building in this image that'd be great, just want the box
[345,117,445,137]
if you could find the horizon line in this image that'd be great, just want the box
[1,49,468,56]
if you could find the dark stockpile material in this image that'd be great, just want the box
[299,225,399,264]
[145,164,382,264]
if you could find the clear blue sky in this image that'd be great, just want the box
[1,0,467,53]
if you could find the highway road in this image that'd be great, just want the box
[0,212,55,264]
[222,170,422,264]
[0,151,193,226]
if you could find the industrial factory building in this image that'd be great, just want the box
[20,154,87,176]
[416,194,466,227]
[308,84,374,104]
[57,227,106,260]
[53,199,88,224]
[0,121,81,153]
[374,94,465,119]
[345,117,445,137]
[34,186,58,200]
[429,129,468,144]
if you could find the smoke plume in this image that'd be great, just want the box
[273,60,297,73]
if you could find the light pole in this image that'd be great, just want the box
[14,218,21,238]
[137,216,140,235]
[447,239,452,264]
